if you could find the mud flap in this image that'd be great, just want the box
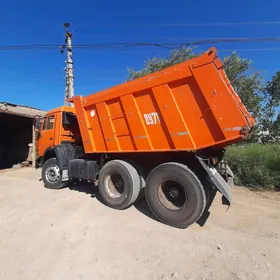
[196,156,232,206]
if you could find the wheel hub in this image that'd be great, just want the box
[105,173,124,198]
[46,165,60,183]
[168,187,180,198]
[158,179,187,211]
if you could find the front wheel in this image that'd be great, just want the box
[42,158,68,189]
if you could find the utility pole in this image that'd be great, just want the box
[61,23,74,105]
[32,123,36,168]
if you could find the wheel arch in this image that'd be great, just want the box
[41,143,75,170]
[42,148,57,164]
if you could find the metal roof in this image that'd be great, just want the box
[0,102,46,118]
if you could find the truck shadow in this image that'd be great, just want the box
[134,198,160,223]
[68,182,159,223]
[68,181,98,198]
[68,183,208,229]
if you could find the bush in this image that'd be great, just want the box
[225,144,280,190]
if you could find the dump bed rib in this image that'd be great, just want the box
[68,48,255,154]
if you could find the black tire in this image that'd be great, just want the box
[127,161,146,202]
[98,160,141,210]
[137,183,146,201]
[42,158,68,189]
[145,162,206,228]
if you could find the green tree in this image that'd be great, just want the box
[127,47,196,81]
[127,47,264,120]
[260,71,280,143]
[222,53,263,118]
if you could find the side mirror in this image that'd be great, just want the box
[33,115,43,133]
[62,111,78,128]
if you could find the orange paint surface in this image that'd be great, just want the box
[42,48,255,155]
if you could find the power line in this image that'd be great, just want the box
[1,37,280,51]
[78,34,280,41]
[219,47,280,53]
[75,21,280,27]
[92,47,280,53]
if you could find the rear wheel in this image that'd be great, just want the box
[98,160,141,210]
[129,161,146,201]
[42,158,68,189]
[145,162,206,228]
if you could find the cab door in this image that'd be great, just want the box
[38,115,55,156]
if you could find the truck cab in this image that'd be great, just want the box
[33,48,254,229]
[35,106,80,166]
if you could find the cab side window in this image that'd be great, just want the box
[42,116,55,130]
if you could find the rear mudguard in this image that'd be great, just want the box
[196,156,232,206]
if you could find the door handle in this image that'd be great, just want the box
[49,137,53,140]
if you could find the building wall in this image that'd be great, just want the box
[0,113,33,169]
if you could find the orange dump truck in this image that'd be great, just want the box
[34,48,255,228]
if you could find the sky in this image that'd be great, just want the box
[0,0,280,111]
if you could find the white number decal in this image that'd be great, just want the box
[144,112,160,125]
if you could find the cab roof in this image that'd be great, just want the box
[45,106,75,116]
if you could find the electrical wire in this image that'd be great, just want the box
[219,47,280,53]
[81,38,280,51]
[75,21,280,27]
[1,37,280,51]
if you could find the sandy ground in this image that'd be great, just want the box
[0,168,280,280]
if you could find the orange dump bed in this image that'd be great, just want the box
[69,48,255,154]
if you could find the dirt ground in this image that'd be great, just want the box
[0,168,280,280]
